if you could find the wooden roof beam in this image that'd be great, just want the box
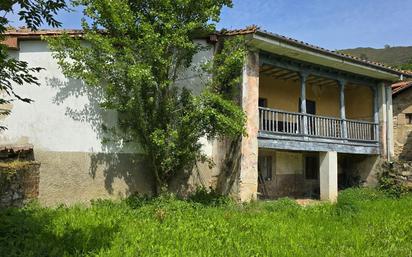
[277,73,299,81]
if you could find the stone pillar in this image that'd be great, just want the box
[378,82,387,158]
[238,50,259,202]
[319,151,338,202]
[338,80,347,139]
[386,84,394,159]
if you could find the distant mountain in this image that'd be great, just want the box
[340,46,412,68]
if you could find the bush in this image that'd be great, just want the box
[336,188,385,215]
[124,193,153,209]
[187,187,233,206]
[378,162,410,197]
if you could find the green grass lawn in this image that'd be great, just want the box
[1,188,412,257]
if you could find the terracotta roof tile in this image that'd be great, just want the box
[392,81,412,95]
[3,27,83,36]
[219,25,258,36]
[1,27,83,49]
[0,144,34,153]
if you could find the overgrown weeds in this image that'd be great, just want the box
[378,161,411,197]
[187,187,234,206]
[1,188,411,257]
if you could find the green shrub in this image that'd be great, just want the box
[336,188,385,215]
[124,193,152,209]
[187,187,233,206]
[378,162,410,197]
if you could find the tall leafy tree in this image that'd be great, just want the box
[0,0,67,130]
[49,0,246,194]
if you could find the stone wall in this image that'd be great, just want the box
[393,88,412,160]
[338,154,382,188]
[380,161,412,191]
[0,162,40,207]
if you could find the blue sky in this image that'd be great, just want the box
[6,0,412,50]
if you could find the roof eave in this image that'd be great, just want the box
[250,30,403,82]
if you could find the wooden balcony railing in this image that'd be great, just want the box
[259,107,378,142]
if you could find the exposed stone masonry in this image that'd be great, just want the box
[0,146,40,208]
[393,84,412,161]
[382,161,412,190]
[0,162,41,207]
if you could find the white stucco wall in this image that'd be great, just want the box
[1,41,117,152]
[1,39,215,156]
[175,39,215,157]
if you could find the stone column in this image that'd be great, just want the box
[386,84,394,159]
[238,50,259,202]
[378,82,387,158]
[319,151,338,202]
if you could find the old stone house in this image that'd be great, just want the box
[392,81,412,160]
[1,27,409,205]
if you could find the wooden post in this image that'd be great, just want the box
[378,82,387,158]
[373,86,379,142]
[339,80,347,139]
[300,72,308,135]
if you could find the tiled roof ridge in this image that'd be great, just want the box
[392,80,412,95]
[218,25,259,36]
[4,27,83,35]
[4,26,412,76]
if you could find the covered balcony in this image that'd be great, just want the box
[257,52,381,155]
[259,108,378,144]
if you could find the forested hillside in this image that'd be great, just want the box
[340,46,412,70]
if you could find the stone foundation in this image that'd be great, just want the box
[0,162,40,207]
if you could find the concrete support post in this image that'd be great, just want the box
[319,151,338,202]
[386,85,394,160]
[238,50,259,202]
[338,80,347,139]
[378,82,387,158]
[300,73,308,135]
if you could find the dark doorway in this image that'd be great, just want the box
[259,98,268,108]
[299,98,316,114]
[305,156,319,180]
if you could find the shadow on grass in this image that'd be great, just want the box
[0,206,118,257]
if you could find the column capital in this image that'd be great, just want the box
[299,71,310,80]
[338,79,346,87]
